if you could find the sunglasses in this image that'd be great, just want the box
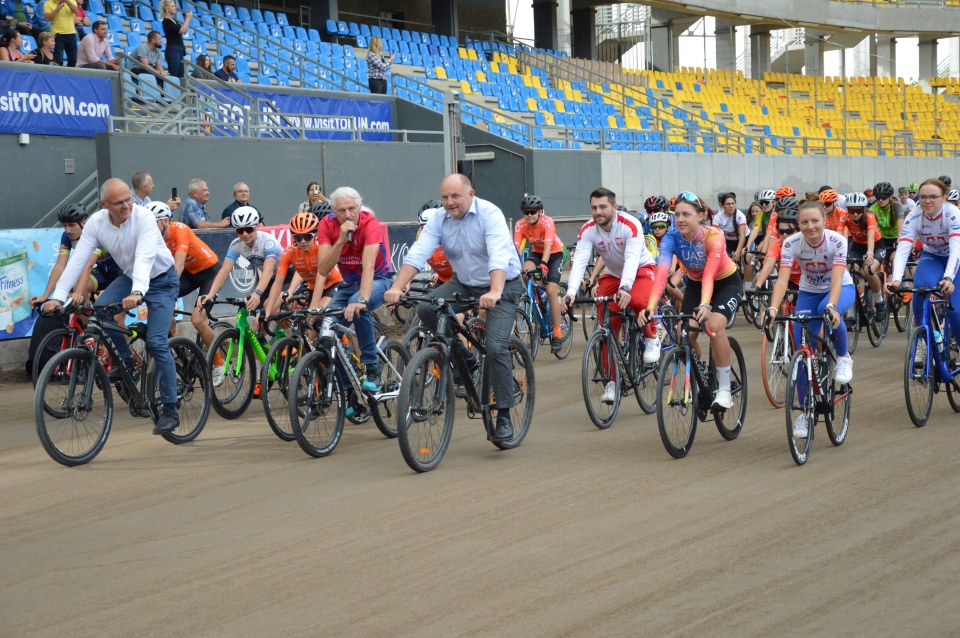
[675,191,700,205]
[909,191,918,195]
[293,233,315,242]
[522,209,541,216]
[778,227,798,236]
[235,226,256,235]
[759,200,772,206]
[849,208,864,215]
[650,223,669,230]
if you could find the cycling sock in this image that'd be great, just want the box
[553,326,562,338]
[213,351,224,365]
[717,365,731,391]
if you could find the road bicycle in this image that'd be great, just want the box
[767,312,852,465]
[286,307,409,457]
[394,293,535,472]
[890,261,917,333]
[579,295,675,428]
[515,268,574,360]
[740,250,769,327]
[846,256,889,350]
[746,285,798,409]
[899,286,960,427]
[656,313,747,459]
[34,302,210,466]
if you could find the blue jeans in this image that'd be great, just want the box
[97,268,180,407]
[913,252,960,343]
[795,284,856,357]
[54,32,77,67]
[165,44,184,78]
[327,276,394,365]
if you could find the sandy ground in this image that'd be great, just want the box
[2,319,960,637]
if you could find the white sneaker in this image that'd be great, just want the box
[601,381,617,404]
[793,414,809,438]
[713,387,733,409]
[835,356,853,385]
[212,366,225,388]
[643,335,662,364]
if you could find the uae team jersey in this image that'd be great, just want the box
[836,211,881,245]
[276,242,343,290]
[653,226,738,305]
[164,221,218,274]
[567,212,655,292]
[892,204,960,282]
[316,210,394,285]
[779,229,854,293]
[712,210,747,241]
[514,214,565,255]
[225,231,282,272]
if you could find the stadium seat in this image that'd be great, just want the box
[264,10,276,24]
[276,12,288,26]
[325,19,337,35]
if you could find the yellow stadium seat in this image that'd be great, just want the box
[467,49,479,61]
[475,70,486,83]
[435,66,447,80]
[459,80,473,94]
[458,47,469,59]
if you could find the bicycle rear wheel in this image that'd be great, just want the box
[514,299,539,360]
[656,348,697,459]
[371,339,410,438]
[154,337,210,444]
[289,350,346,457]
[893,293,911,332]
[492,337,535,450]
[904,327,934,428]
[761,321,791,409]
[396,347,455,472]
[826,367,851,446]
[866,294,888,347]
[785,351,814,466]
[32,328,78,389]
[262,336,305,441]
[582,329,620,429]
[35,348,113,467]
[844,304,860,355]
[208,328,256,420]
[714,336,746,440]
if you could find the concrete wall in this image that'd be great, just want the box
[530,148,603,217]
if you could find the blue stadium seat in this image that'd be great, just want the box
[257,23,270,37]
[276,12,288,26]
[223,4,235,18]
[337,20,348,34]
[325,19,337,35]
[106,15,123,31]
[348,22,359,36]
[359,23,370,36]
[264,10,276,24]
[356,35,367,48]
[128,17,144,33]
[237,6,250,20]
[268,24,281,38]
[250,8,262,21]
[209,3,222,15]
[370,25,381,37]
[126,31,141,47]
[191,39,205,55]
[282,25,295,39]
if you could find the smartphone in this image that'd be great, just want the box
[172,187,178,199]
[312,186,321,195]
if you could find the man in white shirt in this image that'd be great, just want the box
[42,178,182,435]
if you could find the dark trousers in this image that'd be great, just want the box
[368,77,386,94]
[53,32,77,67]
[165,44,183,78]
[417,275,522,409]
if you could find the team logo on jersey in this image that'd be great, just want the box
[805,261,829,275]
[615,236,623,247]
[596,241,607,252]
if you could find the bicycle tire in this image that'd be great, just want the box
[262,335,305,441]
[32,328,78,389]
[396,346,455,472]
[742,293,758,327]
[35,348,113,467]
[289,350,346,457]
[580,299,597,340]
[845,303,860,355]
[784,350,814,466]
[714,336,746,440]
[514,298,539,360]
[825,362,851,447]
[893,293,911,332]
[866,294,887,348]
[904,326,934,427]
[656,348,697,459]
[153,337,210,444]
[633,328,658,414]
[582,329,620,429]
[946,377,960,413]
[401,324,431,356]
[492,336,535,450]
[761,321,791,409]
[371,339,410,439]
[554,306,574,360]
[208,328,256,420]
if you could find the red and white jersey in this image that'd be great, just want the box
[712,210,747,241]
[779,229,854,293]
[569,212,655,292]
[893,203,960,282]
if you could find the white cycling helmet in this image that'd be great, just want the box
[231,205,261,228]
[948,189,960,202]
[845,192,868,208]
[757,189,776,202]
[418,199,443,225]
[649,211,670,225]
[146,200,172,220]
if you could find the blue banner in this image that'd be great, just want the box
[203,87,392,141]
[0,68,113,137]
[0,228,63,340]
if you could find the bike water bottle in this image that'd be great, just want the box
[934,330,945,354]
[537,287,547,312]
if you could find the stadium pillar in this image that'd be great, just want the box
[308,0,337,27]
[804,30,824,77]
[875,35,896,78]
[570,6,595,60]
[432,0,459,39]
[648,9,683,72]
[918,37,938,83]
[532,0,558,51]
[749,27,770,79]
[714,18,738,71]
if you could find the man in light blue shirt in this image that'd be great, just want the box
[386,173,523,442]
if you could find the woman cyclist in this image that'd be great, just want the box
[870,182,903,270]
[837,191,886,312]
[514,194,566,353]
[713,192,747,261]
[746,189,777,254]
[752,197,802,295]
[648,211,684,304]
[642,191,741,409]
[887,178,960,348]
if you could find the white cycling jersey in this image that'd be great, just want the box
[892,203,960,282]
[225,231,282,272]
[712,210,747,242]
[779,229,854,293]
[568,212,655,292]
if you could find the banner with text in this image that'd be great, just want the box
[0,69,113,137]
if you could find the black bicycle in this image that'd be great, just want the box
[846,255,889,350]
[394,294,535,472]
[34,302,210,466]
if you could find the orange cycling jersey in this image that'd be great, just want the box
[514,214,564,255]
[766,238,802,286]
[165,221,218,274]
[278,243,343,290]
[836,210,881,244]
[767,207,844,240]
[427,246,453,282]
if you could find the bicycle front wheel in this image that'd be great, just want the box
[262,335,305,441]
[826,369,851,446]
[492,337,535,450]
[396,347,455,473]
[32,328,77,389]
[582,329,620,429]
[371,339,410,438]
[867,295,889,348]
[904,327,934,427]
[761,320,792,409]
[845,304,860,355]
[153,337,210,444]
[554,307,574,360]
[208,328,256,420]
[581,299,597,340]
[289,350,346,458]
[514,299,539,360]
[656,348,697,459]
[784,351,814,466]
[715,336,746,440]
[35,348,113,467]
[893,293,910,332]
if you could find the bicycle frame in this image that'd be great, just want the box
[666,319,712,411]
[78,310,152,416]
[320,314,405,403]
[911,291,960,385]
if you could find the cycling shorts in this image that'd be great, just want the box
[529,251,564,285]
[179,264,218,299]
[680,272,742,320]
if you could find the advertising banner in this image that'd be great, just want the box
[0,228,65,340]
[0,68,113,137]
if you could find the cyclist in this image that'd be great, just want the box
[514,195,567,354]
[819,185,847,210]
[948,189,960,207]
[31,204,95,307]
[713,191,746,261]
[745,189,776,254]
[648,211,684,304]
[899,186,917,215]
[939,175,953,188]
[888,177,960,346]
[752,198,802,294]
[869,182,904,269]
[908,182,920,203]
[417,200,453,286]
[864,187,876,206]
[836,192,886,313]
[767,200,856,412]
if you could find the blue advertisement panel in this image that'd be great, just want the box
[203,86,392,141]
[0,68,113,137]
[0,228,64,340]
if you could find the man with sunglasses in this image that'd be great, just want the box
[42,178,181,436]
[514,195,567,354]
[907,182,920,203]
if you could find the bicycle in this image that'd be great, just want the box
[740,250,769,327]
[579,296,675,428]
[847,256,889,349]
[517,268,575,360]
[899,286,960,427]
[890,261,916,333]
[749,285,798,409]
[287,307,410,457]
[655,313,747,459]
[34,302,210,466]
[767,313,852,465]
[394,293,535,472]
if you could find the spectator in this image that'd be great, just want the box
[72,0,89,38]
[180,178,228,229]
[160,0,191,78]
[221,182,258,225]
[131,30,167,77]
[191,53,213,78]
[29,5,50,40]
[298,181,328,212]
[43,0,78,67]
[132,171,180,211]
[213,53,240,82]
[365,36,393,94]
[29,30,57,64]
[0,28,33,61]
[0,0,31,36]
[76,19,118,69]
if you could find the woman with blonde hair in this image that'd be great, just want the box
[160,0,191,78]
[29,31,58,64]
[365,36,393,94]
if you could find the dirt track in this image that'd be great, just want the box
[2,320,960,637]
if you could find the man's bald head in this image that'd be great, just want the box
[440,173,475,220]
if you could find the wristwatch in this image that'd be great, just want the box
[619,285,631,293]
[131,290,143,298]
[943,276,954,283]
[356,296,369,305]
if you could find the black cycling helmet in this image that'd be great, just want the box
[644,195,667,213]
[309,200,332,216]
[420,199,442,212]
[616,204,628,214]
[939,175,953,187]
[873,182,895,199]
[521,195,544,210]
[776,205,799,226]
[774,195,798,213]
[58,203,88,224]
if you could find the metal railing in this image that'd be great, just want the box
[36,172,99,228]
